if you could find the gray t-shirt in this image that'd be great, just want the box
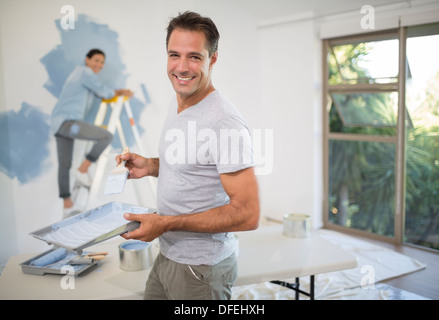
[157,90,254,265]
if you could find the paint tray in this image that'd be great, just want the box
[20,247,99,276]
[29,201,155,252]
[21,201,155,276]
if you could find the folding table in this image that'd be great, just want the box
[235,225,358,299]
[0,225,357,300]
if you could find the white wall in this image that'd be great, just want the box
[0,18,19,266]
[257,20,323,228]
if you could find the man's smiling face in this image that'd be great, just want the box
[167,28,217,101]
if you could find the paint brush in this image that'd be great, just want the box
[104,147,130,195]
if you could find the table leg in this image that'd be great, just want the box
[271,275,316,300]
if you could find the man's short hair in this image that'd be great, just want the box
[166,11,220,57]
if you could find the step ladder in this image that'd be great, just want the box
[71,95,156,211]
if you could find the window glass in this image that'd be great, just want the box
[331,92,398,127]
[328,39,398,85]
[328,94,397,136]
[328,139,395,237]
[405,31,439,250]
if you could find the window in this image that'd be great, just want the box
[323,24,439,250]
[404,24,439,249]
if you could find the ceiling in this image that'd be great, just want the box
[233,0,408,22]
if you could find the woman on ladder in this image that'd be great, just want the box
[50,48,133,217]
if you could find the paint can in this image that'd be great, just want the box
[283,213,311,238]
[119,240,153,271]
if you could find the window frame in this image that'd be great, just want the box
[322,27,407,244]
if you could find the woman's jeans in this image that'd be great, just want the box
[55,120,113,198]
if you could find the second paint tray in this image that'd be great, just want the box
[30,201,155,252]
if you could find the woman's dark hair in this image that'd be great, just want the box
[166,11,220,57]
[86,49,105,59]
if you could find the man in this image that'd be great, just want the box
[118,11,260,300]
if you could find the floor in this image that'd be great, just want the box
[353,234,439,300]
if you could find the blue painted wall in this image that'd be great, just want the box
[0,14,148,184]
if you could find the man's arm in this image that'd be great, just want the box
[122,167,260,242]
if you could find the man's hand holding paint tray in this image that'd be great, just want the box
[122,211,164,243]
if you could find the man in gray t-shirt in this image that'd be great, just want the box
[117,11,260,300]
